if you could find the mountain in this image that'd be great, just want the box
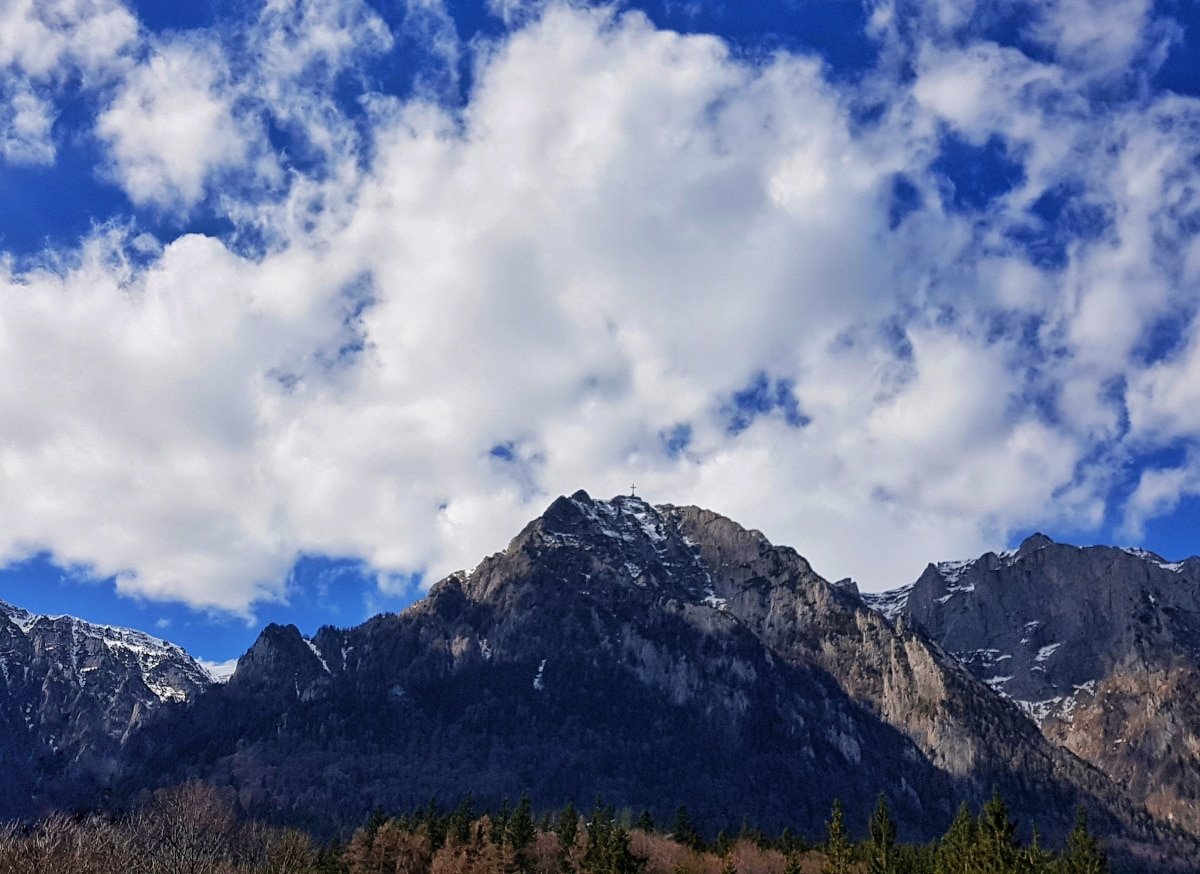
[865,534,1200,839]
[118,493,1187,867]
[0,599,213,816]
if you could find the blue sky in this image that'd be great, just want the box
[1,0,1199,664]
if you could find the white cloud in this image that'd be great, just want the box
[96,39,260,210]
[1027,0,1162,78]
[0,82,56,165]
[0,0,137,81]
[0,0,138,168]
[1,0,1200,614]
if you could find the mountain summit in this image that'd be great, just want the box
[120,493,1183,866]
[869,536,1200,837]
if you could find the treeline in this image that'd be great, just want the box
[339,791,1108,874]
[0,783,1109,874]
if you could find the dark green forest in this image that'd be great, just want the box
[0,782,1110,873]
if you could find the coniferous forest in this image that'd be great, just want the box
[0,781,1110,874]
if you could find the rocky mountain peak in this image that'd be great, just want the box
[230,623,331,695]
[0,599,212,701]
[531,490,674,549]
[1018,532,1055,554]
[869,536,1200,837]
[0,598,214,818]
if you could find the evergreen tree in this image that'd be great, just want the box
[1062,807,1108,874]
[720,855,738,874]
[867,793,898,874]
[582,806,645,874]
[672,805,703,851]
[556,803,580,873]
[634,810,655,832]
[509,794,536,852]
[976,788,1020,874]
[491,800,512,848]
[714,829,734,858]
[557,803,580,850]
[423,797,447,850]
[935,803,977,874]
[451,796,476,845]
[821,799,853,874]
[590,825,646,874]
[784,854,803,874]
[1023,825,1054,873]
[364,806,387,841]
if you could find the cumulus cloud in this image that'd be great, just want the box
[1,0,1199,613]
[96,39,261,209]
[0,0,138,168]
[0,0,137,81]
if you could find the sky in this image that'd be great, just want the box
[1,0,1199,666]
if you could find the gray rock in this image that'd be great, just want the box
[869,534,1200,838]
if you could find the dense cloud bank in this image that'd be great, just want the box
[0,0,1198,612]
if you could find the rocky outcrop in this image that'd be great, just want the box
[867,534,1200,839]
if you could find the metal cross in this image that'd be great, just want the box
[630,483,637,497]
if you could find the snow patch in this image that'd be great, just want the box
[198,658,238,682]
[958,648,1012,667]
[1017,696,1066,724]
[862,583,912,620]
[1121,547,1185,573]
[936,559,973,584]
[533,658,547,691]
[1035,643,1061,662]
[304,639,331,674]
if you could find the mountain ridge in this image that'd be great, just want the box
[3,498,1199,867]
[114,493,1191,868]
[0,598,213,817]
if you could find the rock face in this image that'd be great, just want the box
[866,534,1200,838]
[0,600,213,816]
[121,494,1184,865]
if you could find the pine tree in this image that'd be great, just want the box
[451,796,476,845]
[777,826,795,854]
[976,788,1020,874]
[634,810,655,832]
[1023,825,1054,873]
[1062,807,1108,874]
[935,803,977,874]
[784,854,803,874]
[556,803,580,873]
[557,804,580,848]
[821,799,853,874]
[491,800,512,848]
[714,829,734,858]
[509,794,536,852]
[867,793,898,874]
[365,806,387,841]
[423,797,448,851]
[671,805,703,851]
